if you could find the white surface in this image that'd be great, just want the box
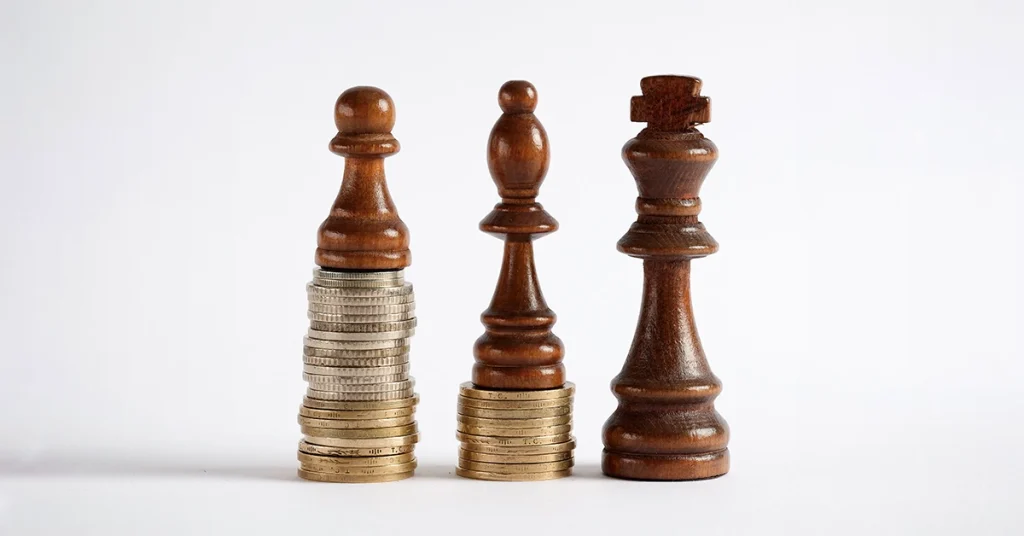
[1,0,1022,534]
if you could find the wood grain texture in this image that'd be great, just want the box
[315,86,410,270]
[472,81,565,390]
[602,75,730,480]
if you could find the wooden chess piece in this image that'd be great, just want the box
[472,80,565,390]
[316,86,410,270]
[602,75,730,480]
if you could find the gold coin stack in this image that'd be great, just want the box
[455,382,575,481]
[297,268,419,483]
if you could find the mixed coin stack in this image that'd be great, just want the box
[297,268,419,483]
[455,382,576,480]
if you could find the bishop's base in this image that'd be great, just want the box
[601,448,729,481]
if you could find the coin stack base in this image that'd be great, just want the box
[455,382,575,481]
[298,269,419,483]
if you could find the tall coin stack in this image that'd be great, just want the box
[298,86,419,483]
[298,269,419,483]
[455,81,575,481]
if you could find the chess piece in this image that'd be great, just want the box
[455,81,575,481]
[602,75,730,480]
[297,86,421,483]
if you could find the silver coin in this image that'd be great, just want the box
[308,302,416,315]
[305,379,414,393]
[303,363,410,376]
[306,283,413,298]
[308,319,417,333]
[303,336,410,350]
[313,269,404,281]
[306,387,416,401]
[304,372,409,385]
[307,328,415,342]
[312,277,406,289]
[303,345,409,358]
[307,311,415,324]
[303,354,410,368]
[306,293,415,306]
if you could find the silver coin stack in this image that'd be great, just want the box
[297,268,419,483]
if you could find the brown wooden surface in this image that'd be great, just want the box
[316,86,410,270]
[602,75,730,480]
[472,81,565,390]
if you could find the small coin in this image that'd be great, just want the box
[455,467,570,481]
[303,354,411,368]
[297,415,415,429]
[308,319,417,333]
[311,278,406,289]
[307,282,413,297]
[456,423,572,437]
[297,451,415,467]
[458,439,576,456]
[455,432,572,447]
[304,337,409,350]
[307,328,415,342]
[299,440,415,457]
[300,405,415,420]
[458,382,574,401]
[307,293,415,306]
[456,415,571,429]
[457,406,570,419]
[298,468,414,483]
[458,459,574,474]
[303,363,410,376]
[302,395,418,411]
[304,433,420,448]
[307,311,415,324]
[312,269,404,281]
[458,449,573,464]
[307,387,415,401]
[301,460,417,476]
[301,424,417,439]
[305,379,414,394]
[457,396,574,411]
[303,372,409,385]
[309,302,416,315]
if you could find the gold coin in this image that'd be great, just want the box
[297,451,415,467]
[458,459,574,474]
[301,424,416,439]
[301,460,417,476]
[303,395,418,411]
[298,468,414,483]
[457,405,570,419]
[457,396,574,410]
[457,415,571,428]
[455,468,570,481]
[455,432,572,446]
[456,423,571,437]
[458,438,575,456]
[458,449,573,464]
[298,440,415,457]
[305,433,419,448]
[458,382,574,401]
[299,406,415,420]
[298,415,415,429]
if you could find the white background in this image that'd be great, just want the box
[1,0,1022,534]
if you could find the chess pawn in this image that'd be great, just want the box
[602,75,730,480]
[473,81,565,390]
[316,86,410,270]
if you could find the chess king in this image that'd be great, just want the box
[602,75,730,481]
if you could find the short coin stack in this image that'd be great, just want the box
[297,268,419,483]
[455,382,575,481]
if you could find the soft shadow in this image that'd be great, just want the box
[0,455,297,482]
[569,462,605,479]
[411,462,458,480]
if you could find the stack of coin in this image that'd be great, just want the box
[455,382,575,481]
[297,268,419,483]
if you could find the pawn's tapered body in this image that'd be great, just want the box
[602,75,730,481]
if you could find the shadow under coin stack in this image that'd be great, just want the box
[297,86,419,483]
[455,81,575,481]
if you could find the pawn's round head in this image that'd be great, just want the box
[335,86,395,134]
[498,80,537,113]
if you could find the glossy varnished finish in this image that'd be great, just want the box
[472,81,565,390]
[316,87,410,270]
[602,75,730,480]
